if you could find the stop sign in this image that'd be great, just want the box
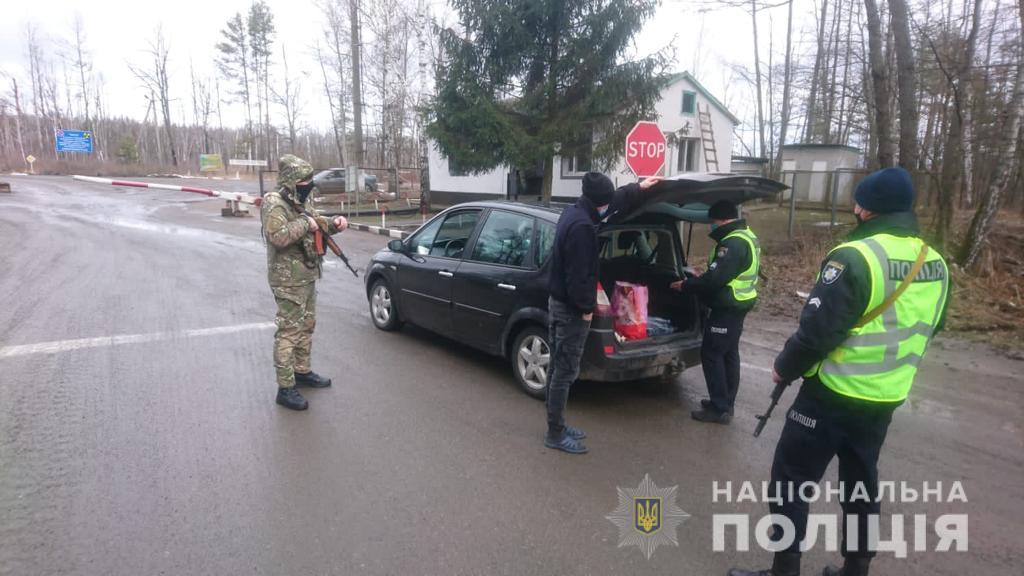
[624,121,667,178]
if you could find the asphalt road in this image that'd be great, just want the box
[1,175,1021,576]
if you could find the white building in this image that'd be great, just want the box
[428,71,740,204]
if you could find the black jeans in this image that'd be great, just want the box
[769,381,896,558]
[546,297,591,440]
[701,308,748,413]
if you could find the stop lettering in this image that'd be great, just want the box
[624,121,667,178]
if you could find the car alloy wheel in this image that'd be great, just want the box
[369,279,401,331]
[516,333,550,394]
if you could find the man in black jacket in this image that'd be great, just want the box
[671,200,760,424]
[545,172,661,454]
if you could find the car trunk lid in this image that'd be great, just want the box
[604,173,787,225]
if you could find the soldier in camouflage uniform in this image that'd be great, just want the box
[262,154,348,410]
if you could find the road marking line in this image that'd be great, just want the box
[0,322,275,359]
[741,363,772,373]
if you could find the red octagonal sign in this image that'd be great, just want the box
[624,121,667,178]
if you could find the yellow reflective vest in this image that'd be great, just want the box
[709,228,761,303]
[806,234,950,402]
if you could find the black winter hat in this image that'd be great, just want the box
[582,172,615,206]
[855,167,914,214]
[708,200,738,221]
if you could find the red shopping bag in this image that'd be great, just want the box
[612,281,648,340]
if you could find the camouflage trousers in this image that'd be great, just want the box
[272,283,317,388]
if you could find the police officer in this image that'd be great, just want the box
[729,168,950,576]
[671,200,760,424]
[262,155,348,410]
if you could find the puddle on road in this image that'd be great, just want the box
[97,216,263,251]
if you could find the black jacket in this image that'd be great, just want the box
[774,211,949,394]
[548,183,642,314]
[679,219,757,312]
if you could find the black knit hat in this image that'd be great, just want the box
[708,200,738,221]
[582,172,615,206]
[855,167,914,213]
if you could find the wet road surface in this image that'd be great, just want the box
[1,176,1021,575]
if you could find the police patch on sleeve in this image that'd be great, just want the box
[717,247,729,259]
[821,260,845,284]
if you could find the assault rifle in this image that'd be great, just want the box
[303,209,359,277]
[753,378,792,437]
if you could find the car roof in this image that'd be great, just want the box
[445,200,564,222]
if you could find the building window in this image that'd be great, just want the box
[677,138,701,172]
[681,91,696,115]
[560,148,592,178]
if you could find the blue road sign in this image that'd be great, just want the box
[55,129,94,153]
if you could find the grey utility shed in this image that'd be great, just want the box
[780,144,862,205]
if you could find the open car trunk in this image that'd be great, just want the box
[590,174,788,345]
[596,225,702,346]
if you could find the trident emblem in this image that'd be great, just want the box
[635,497,661,534]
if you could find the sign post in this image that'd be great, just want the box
[624,121,667,179]
[55,129,94,153]
[25,155,36,174]
[199,154,224,173]
[228,158,268,181]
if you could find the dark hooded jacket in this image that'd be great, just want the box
[548,183,641,314]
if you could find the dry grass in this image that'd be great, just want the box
[943,213,1024,356]
[744,207,1024,357]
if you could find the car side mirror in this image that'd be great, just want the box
[387,239,406,252]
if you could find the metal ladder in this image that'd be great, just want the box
[698,103,719,172]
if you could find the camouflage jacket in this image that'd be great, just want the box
[263,154,339,287]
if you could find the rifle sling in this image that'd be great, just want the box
[853,245,929,329]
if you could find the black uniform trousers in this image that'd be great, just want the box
[769,379,897,558]
[701,307,748,413]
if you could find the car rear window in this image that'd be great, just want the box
[599,228,678,268]
[469,211,534,267]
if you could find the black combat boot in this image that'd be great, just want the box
[701,399,735,415]
[691,407,732,424]
[821,556,870,576]
[294,371,332,388]
[276,387,309,410]
[728,552,801,576]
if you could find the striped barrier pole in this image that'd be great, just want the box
[72,175,263,208]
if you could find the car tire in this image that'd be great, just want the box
[511,325,550,400]
[369,278,402,331]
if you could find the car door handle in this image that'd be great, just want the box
[497,283,516,291]
[438,270,454,278]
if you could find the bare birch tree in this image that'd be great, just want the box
[960,0,1024,269]
[863,0,894,168]
[129,28,178,167]
[272,46,303,154]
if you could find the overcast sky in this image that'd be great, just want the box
[0,0,820,147]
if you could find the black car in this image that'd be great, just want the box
[363,174,786,398]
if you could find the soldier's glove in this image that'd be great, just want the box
[313,215,331,232]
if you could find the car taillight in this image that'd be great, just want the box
[603,345,615,355]
[595,282,613,316]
